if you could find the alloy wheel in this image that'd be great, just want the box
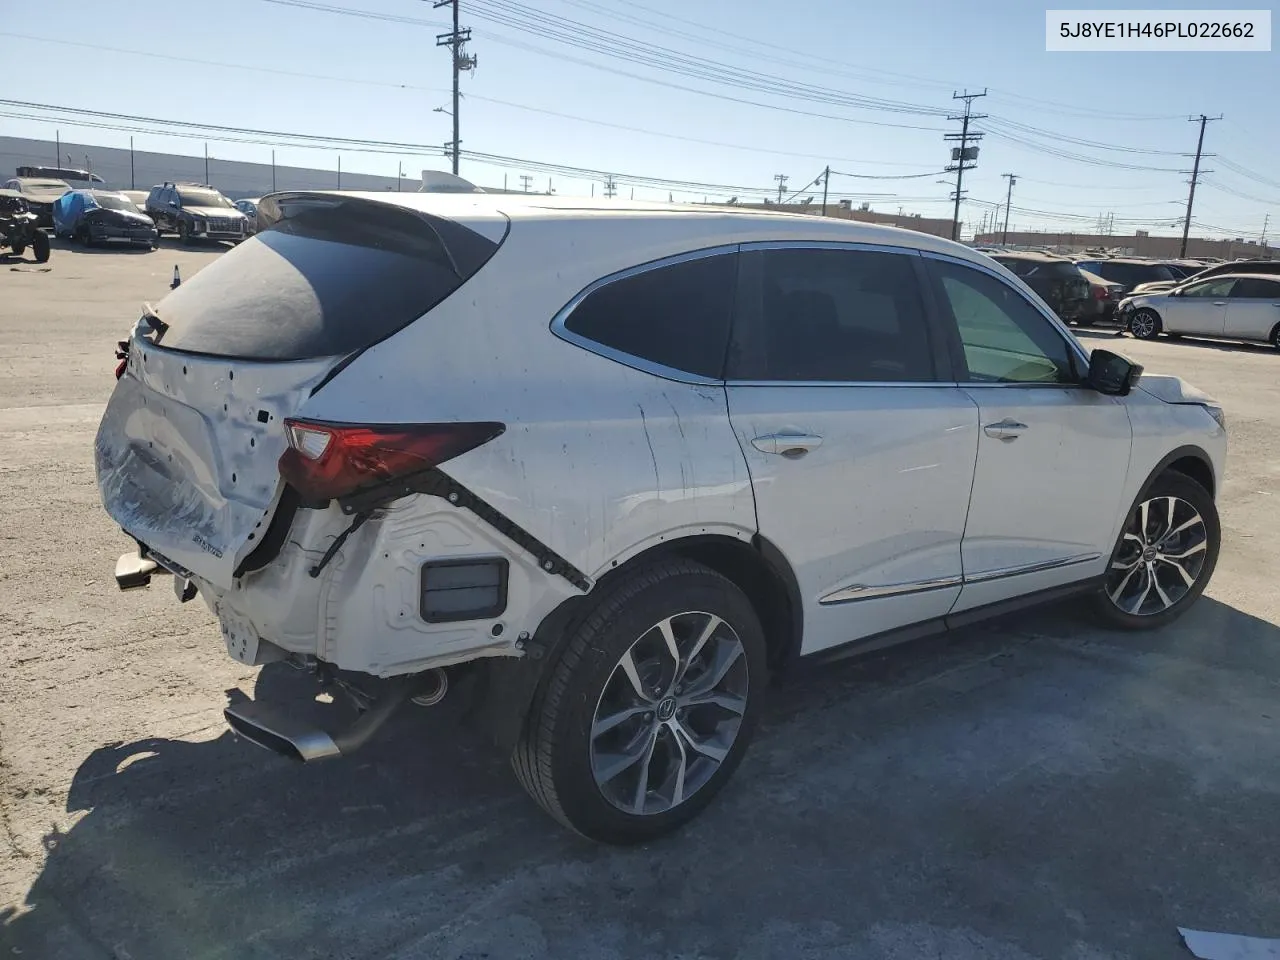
[590,610,749,816]
[1129,310,1158,339]
[1106,495,1208,616]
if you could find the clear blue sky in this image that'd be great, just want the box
[3,0,1276,237]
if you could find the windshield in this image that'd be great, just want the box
[96,195,139,213]
[178,190,233,209]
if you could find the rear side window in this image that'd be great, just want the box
[1231,277,1280,298]
[728,247,935,382]
[150,196,500,360]
[561,252,736,379]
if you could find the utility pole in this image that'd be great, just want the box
[1180,113,1221,257]
[944,89,987,242]
[130,136,135,190]
[820,166,830,216]
[1262,213,1270,253]
[271,150,277,192]
[774,173,789,204]
[603,175,617,198]
[398,161,403,191]
[433,0,475,176]
[1001,172,1016,244]
[518,174,533,193]
[55,129,60,171]
[337,155,342,190]
[204,142,209,185]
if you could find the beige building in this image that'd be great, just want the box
[724,199,955,238]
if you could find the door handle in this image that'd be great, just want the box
[1212,301,1226,306]
[983,419,1028,441]
[751,433,824,457]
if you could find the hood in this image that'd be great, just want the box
[186,206,244,219]
[90,208,155,226]
[1131,280,1179,295]
[1137,373,1218,407]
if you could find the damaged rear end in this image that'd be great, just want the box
[95,191,509,758]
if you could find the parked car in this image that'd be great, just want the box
[1076,267,1125,325]
[1072,259,1180,317]
[145,182,248,243]
[989,252,1091,322]
[1120,273,1280,348]
[96,193,1226,844]
[53,190,158,248]
[121,190,151,210]
[16,165,106,188]
[0,189,51,262]
[1,177,71,229]
[1129,259,1280,297]
[234,197,260,234]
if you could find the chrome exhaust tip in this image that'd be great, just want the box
[410,668,448,707]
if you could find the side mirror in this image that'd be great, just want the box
[1087,349,1143,396]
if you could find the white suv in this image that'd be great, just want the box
[96,192,1226,844]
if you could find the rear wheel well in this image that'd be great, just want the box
[1268,320,1280,348]
[1163,455,1214,498]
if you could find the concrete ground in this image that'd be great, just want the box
[1,244,1277,960]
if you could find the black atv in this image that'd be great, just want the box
[0,189,51,263]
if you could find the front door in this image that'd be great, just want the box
[725,244,979,656]
[1224,276,1280,342]
[1160,277,1236,335]
[923,255,1133,612]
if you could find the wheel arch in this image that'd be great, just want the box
[1139,444,1216,500]
[475,532,803,753]
[1268,320,1280,349]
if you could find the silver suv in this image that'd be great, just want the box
[96,192,1226,843]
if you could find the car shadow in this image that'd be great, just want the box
[49,237,158,255]
[4,596,1279,959]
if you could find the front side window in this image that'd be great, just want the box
[1181,278,1236,298]
[931,259,1076,384]
[562,252,736,379]
[727,247,935,382]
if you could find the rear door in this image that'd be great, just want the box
[1160,277,1235,335]
[1224,277,1280,342]
[725,243,979,655]
[96,194,507,588]
[922,253,1132,612]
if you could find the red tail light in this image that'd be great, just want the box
[279,420,504,502]
[1093,286,1111,301]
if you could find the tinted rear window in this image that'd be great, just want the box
[151,197,501,360]
[562,253,736,379]
[1088,262,1176,285]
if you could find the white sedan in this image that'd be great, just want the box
[1120,273,1280,349]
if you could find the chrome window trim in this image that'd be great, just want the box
[549,243,740,386]
[962,552,1101,584]
[739,239,926,256]
[819,552,1101,605]
[920,249,1093,379]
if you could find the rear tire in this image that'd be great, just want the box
[512,559,768,844]
[31,231,50,263]
[1270,323,1280,351]
[1094,471,1219,631]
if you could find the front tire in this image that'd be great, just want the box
[1094,471,1219,631]
[513,559,767,844]
[179,221,192,245]
[1270,323,1280,351]
[31,231,50,263]
[1129,308,1162,340]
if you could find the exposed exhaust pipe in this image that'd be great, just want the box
[225,673,435,763]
